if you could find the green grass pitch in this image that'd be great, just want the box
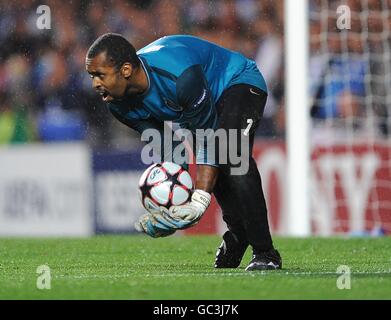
[0,235,390,299]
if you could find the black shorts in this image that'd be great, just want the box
[214,84,267,174]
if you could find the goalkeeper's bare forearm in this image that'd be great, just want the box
[195,164,219,193]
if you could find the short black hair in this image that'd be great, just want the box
[87,33,140,70]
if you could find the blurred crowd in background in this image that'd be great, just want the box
[0,0,389,148]
[310,0,391,141]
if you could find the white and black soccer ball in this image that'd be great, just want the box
[139,162,193,212]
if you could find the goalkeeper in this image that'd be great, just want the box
[85,33,281,271]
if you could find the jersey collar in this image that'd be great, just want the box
[138,56,152,98]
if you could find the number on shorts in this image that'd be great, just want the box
[243,119,253,136]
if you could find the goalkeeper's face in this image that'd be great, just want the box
[86,52,131,103]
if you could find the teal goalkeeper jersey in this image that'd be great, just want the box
[107,35,267,166]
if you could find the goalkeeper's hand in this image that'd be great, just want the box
[168,189,211,226]
[134,189,211,238]
[135,212,177,238]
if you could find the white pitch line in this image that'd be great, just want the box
[143,271,391,277]
[53,270,391,280]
